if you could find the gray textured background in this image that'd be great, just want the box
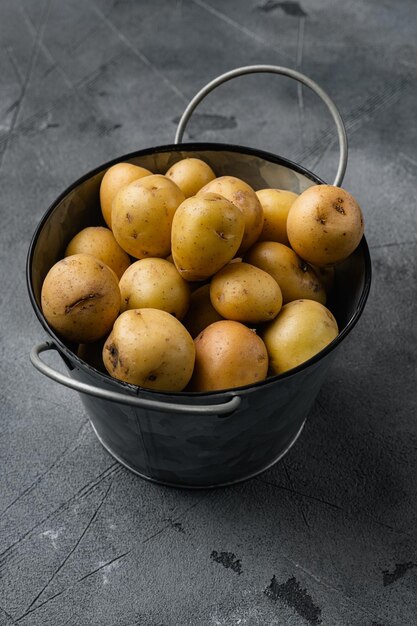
[1,0,416,624]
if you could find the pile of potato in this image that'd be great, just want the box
[41,157,364,392]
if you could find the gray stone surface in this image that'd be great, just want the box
[0,0,416,624]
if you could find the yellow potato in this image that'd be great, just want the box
[100,162,152,228]
[165,158,216,197]
[262,299,339,375]
[190,320,268,391]
[171,193,244,281]
[245,241,326,305]
[198,176,264,254]
[210,262,282,323]
[119,258,190,319]
[112,174,185,259]
[182,284,223,338]
[103,309,195,391]
[65,226,131,280]
[41,254,121,343]
[287,185,364,265]
[256,188,298,244]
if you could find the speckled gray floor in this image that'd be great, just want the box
[1,1,416,625]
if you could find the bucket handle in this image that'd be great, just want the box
[30,342,241,416]
[174,65,348,187]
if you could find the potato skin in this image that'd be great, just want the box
[65,226,130,280]
[287,185,364,265]
[112,174,185,259]
[171,193,245,281]
[103,309,195,391]
[119,258,190,319]
[165,158,216,198]
[190,320,268,391]
[100,162,152,228]
[262,299,338,375]
[256,188,298,245]
[198,176,264,254]
[182,284,223,338]
[245,241,326,305]
[210,262,282,323]
[41,254,121,343]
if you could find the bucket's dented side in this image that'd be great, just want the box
[27,145,371,488]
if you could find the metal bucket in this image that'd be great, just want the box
[27,66,371,488]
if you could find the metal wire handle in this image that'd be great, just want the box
[30,342,241,416]
[175,65,348,187]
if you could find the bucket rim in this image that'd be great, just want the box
[26,141,372,402]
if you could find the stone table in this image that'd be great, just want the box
[1,0,416,624]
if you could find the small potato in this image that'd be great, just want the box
[262,299,338,375]
[119,258,190,319]
[165,158,216,197]
[210,262,282,323]
[112,174,185,259]
[65,226,131,280]
[100,162,152,228]
[256,188,298,245]
[41,254,121,343]
[198,176,264,254]
[190,320,268,391]
[171,193,245,281]
[103,309,195,391]
[182,284,223,338]
[245,241,326,305]
[287,185,364,265]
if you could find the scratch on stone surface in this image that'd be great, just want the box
[295,79,405,167]
[283,459,310,531]
[5,45,24,86]
[0,420,88,518]
[399,151,417,168]
[0,0,51,174]
[0,603,17,625]
[191,0,292,62]
[210,550,242,575]
[77,550,130,584]
[0,463,121,570]
[295,14,306,151]
[370,240,417,250]
[142,499,202,544]
[382,562,416,586]
[90,1,188,103]
[22,482,112,616]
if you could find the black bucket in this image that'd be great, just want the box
[27,66,371,488]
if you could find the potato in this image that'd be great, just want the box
[287,185,364,265]
[256,188,298,245]
[245,241,326,305]
[190,320,268,391]
[100,162,152,228]
[198,176,264,254]
[171,193,245,281]
[65,226,130,280]
[262,299,338,375]
[112,174,185,259]
[41,254,121,343]
[210,262,282,323]
[165,158,216,197]
[182,284,223,338]
[119,258,190,319]
[103,309,195,391]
